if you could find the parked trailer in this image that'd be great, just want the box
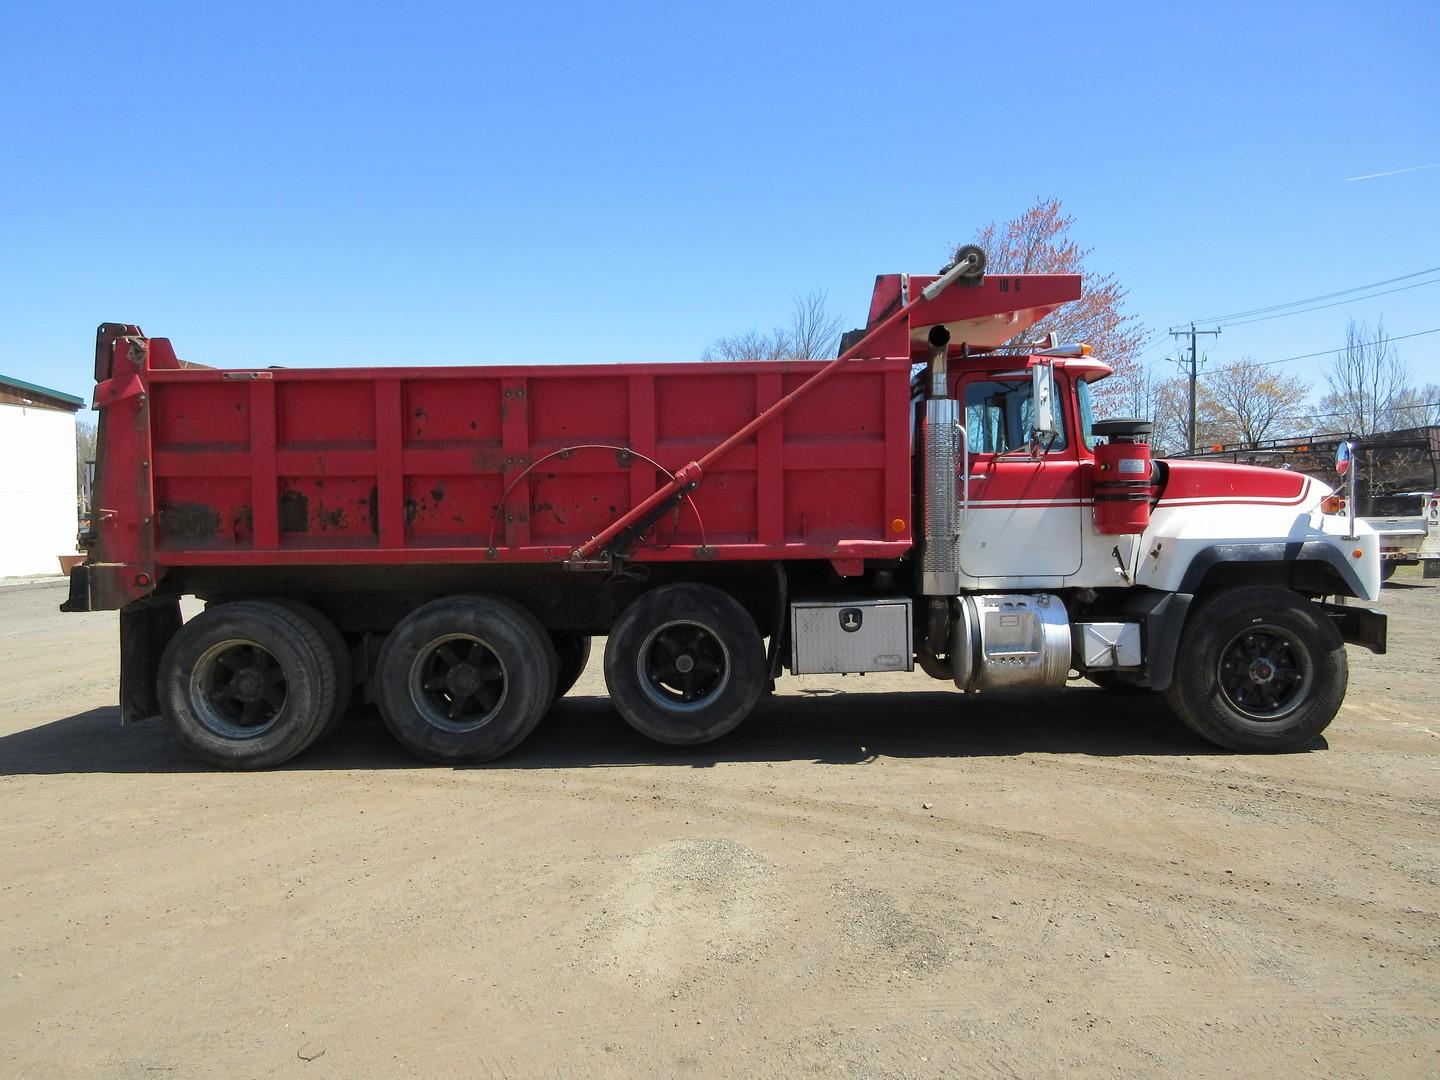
[65,252,1388,766]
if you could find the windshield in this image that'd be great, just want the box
[1076,378,1097,450]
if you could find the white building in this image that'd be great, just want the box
[0,375,84,577]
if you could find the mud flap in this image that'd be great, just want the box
[120,599,183,723]
[1319,602,1387,655]
[59,564,91,613]
[1112,590,1192,692]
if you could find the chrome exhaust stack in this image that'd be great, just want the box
[921,324,962,595]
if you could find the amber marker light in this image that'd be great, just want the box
[891,517,906,533]
[1352,548,1364,559]
[1320,495,1345,514]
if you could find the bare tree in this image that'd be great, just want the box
[786,289,845,360]
[1202,359,1311,448]
[1317,320,1409,435]
[702,288,845,362]
[1391,383,1440,429]
[1111,359,1173,422]
[944,198,1145,414]
[76,418,97,512]
[700,328,792,363]
[1148,375,1195,456]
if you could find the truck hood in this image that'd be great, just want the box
[1156,459,1329,509]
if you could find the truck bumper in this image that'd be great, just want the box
[1319,602,1387,655]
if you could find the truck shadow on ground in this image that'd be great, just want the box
[1,688,1321,776]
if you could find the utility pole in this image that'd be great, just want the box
[1170,322,1221,453]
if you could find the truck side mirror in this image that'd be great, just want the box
[1335,439,1359,540]
[1030,360,1058,438]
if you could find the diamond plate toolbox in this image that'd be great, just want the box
[790,598,913,675]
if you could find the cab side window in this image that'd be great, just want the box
[963,379,1067,454]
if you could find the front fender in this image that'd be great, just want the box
[1174,540,1372,599]
[1136,503,1381,602]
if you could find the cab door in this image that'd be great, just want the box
[956,372,1083,580]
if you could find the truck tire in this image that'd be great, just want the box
[1380,562,1395,582]
[263,599,353,742]
[603,584,764,746]
[157,600,338,769]
[1165,587,1347,753]
[551,632,592,700]
[374,595,557,764]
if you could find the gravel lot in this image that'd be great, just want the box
[2,573,1438,1078]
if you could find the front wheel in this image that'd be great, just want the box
[1165,587,1347,752]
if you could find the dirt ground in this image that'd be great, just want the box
[2,573,1438,1079]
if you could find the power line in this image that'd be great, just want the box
[1136,330,1171,355]
[1197,326,1440,379]
[1214,276,1440,328]
[1187,265,1440,325]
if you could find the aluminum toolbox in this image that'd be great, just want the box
[790,598,913,675]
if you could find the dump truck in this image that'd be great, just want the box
[63,250,1387,767]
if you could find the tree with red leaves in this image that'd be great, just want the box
[944,198,1145,414]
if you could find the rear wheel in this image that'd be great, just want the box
[375,595,556,764]
[1166,587,1346,752]
[603,584,764,746]
[157,600,337,769]
[264,599,353,741]
[1380,562,1396,582]
[551,632,593,700]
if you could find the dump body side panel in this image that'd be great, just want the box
[89,348,914,598]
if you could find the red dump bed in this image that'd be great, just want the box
[96,343,913,570]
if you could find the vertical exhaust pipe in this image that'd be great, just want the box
[921,324,961,595]
[928,324,951,399]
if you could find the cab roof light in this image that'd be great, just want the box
[1035,342,1092,357]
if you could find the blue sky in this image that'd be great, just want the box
[2,1,1436,405]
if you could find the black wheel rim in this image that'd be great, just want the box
[637,620,731,713]
[408,634,509,733]
[190,639,288,739]
[1216,624,1312,720]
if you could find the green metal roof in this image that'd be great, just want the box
[0,374,85,409]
